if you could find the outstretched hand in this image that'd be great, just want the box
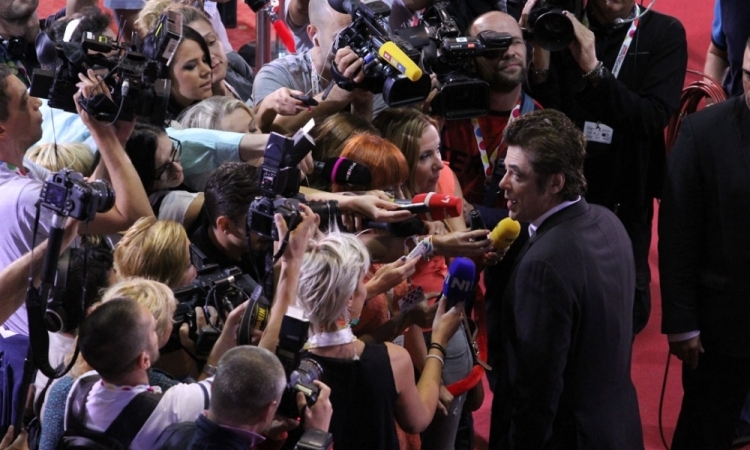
[275,203,319,264]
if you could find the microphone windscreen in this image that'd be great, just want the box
[378,41,423,82]
[412,192,462,221]
[327,0,348,14]
[324,157,372,186]
[35,32,58,67]
[490,217,521,251]
[442,257,476,308]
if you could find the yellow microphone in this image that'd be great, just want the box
[378,41,423,82]
[490,217,521,251]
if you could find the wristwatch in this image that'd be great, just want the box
[582,61,606,82]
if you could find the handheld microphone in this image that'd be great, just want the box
[442,257,476,309]
[489,217,521,251]
[364,216,426,237]
[378,41,423,82]
[314,157,372,186]
[397,192,462,221]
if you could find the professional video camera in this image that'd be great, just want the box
[395,2,513,119]
[170,245,267,356]
[327,0,431,106]
[29,11,181,124]
[247,120,340,240]
[524,0,582,51]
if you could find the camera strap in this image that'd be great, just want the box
[582,5,640,79]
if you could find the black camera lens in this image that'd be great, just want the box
[307,200,340,231]
[86,180,116,213]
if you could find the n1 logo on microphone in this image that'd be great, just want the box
[447,275,472,294]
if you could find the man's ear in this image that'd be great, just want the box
[548,173,565,195]
[216,215,231,233]
[307,24,319,46]
[261,400,278,426]
[137,350,151,370]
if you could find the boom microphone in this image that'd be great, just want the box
[490,217,521,251]
[442,257,476,309]
[397,192,462,221]
[314,157,372,186]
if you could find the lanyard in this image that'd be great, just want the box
[471,101,522,183]
[309,51,321,95]
[583,5,640,79]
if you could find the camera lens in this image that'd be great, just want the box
[308,200,340,231]
[292,358,324,386]
[87,180,116,213]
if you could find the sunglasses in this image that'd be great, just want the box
[154,137,182,181]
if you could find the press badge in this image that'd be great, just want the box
[583,121,613,144]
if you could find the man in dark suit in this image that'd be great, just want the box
[489,109,644,449]
[659,39,750,450]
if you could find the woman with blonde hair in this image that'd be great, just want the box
[297,231,464,450]
[113,216,197,289]
[177,95,258,134]
[26,142,96,176]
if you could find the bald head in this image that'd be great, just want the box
[308,0,351,55]
[468,11,522,38]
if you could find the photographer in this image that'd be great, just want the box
[525,0,687,334]
[0,66,152,336]
[154,346,333,450]
[252,0,386,135]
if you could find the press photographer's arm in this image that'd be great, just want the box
[73,69,154,234]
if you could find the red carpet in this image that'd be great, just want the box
[37,1,715,449]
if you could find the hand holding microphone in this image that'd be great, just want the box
[431,258,475,349]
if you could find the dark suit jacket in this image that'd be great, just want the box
[659,95,750,357]
[492,199,643,449]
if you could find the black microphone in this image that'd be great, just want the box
[364,216,426,237]
[314,157,372,186]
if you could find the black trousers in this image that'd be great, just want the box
[671,352,750,450]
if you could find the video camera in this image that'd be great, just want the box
[170,245,267,357]
[29,11,182,124]
[247,120,340,240]
[396,2,513,119]
[327,0,431,107]
[524,0,582,51]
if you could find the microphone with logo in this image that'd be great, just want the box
[314,157,372,186]
[396,192,462,222]
[489,217,521,251]
[441,257,492,370]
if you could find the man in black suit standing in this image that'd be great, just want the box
[659,39,750,450]
[489,109,643,449]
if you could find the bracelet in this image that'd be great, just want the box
[425,354,444,367]
[582,61,604,80]
[202,364,217,376]
[429,342,446,356]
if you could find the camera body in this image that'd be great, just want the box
[396,2,513,119]
[273,311,324,419]
[170,245,266,357]
[526,0,583,51]
[30,11,181,124]
[40,169,115,222]
[329,0,431,106]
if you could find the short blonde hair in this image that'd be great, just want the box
[100,278,177,340]
[297,232,370,330]
[177,95,256,131]
[114,217,190,289]
[26,142,95,176]
[136,0,209,37]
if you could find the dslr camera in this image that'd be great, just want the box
[170,245,267,356]
[30,11,181,124]
[40,169,115,222]
[247,120,339,240]
[524,0,583,51]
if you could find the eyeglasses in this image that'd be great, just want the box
[154,137,182,181]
